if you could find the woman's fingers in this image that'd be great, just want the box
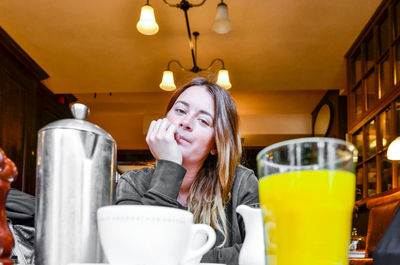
[157,118,170,138]
[151,119,163,138]
[166,122,176,139]
[145,118,182,165]
[146,120,156,142]
[146,118,176,147]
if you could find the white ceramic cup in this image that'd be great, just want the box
[184,231,208,265]
[97,205,216,265]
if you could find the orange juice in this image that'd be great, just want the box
[259,169,355,265]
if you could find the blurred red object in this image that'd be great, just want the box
[57,95,65,104]
[0,148,17,265]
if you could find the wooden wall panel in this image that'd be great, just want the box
[0,27,73,195]
[0,71,26,190]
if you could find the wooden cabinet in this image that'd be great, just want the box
[346,0,400,199]
[0,27,74,195]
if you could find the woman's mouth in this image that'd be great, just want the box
[175,133,190,144]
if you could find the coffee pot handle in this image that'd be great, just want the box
[180,224,216,265]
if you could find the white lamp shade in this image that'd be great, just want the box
[160,71,176,91]
[387,137,400,160]
[212,2,232,34]
[137,5,159,35]
[217,69,232,89]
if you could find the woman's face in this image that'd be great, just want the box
[166,85,216,165]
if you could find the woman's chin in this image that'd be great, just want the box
[181,150,198,162]
[181,151,211,166]
[179,149,191,159]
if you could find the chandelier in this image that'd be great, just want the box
[137,0,233,91]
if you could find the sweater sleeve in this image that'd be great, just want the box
[116,159,187,207]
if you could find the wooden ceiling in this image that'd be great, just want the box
[0,0,382,93]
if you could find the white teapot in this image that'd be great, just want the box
[236,205,266,265]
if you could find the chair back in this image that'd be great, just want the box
[365,190,400,257]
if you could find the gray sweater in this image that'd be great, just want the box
[116,159,259,265]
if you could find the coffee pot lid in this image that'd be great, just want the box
[39,103,115,142]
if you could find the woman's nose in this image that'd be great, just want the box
[179,117,193,131]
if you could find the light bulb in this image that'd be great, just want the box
[212,2,232,34]
[217,69,232,89]
[160,71,176,91]
[137,5,159,35]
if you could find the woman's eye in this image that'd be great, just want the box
[175,108,186,114]
[199,119,210,126]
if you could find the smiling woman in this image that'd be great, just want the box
[116,77,259,264]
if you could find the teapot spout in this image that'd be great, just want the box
[236,205,266,265]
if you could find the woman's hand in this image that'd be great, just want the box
[146,118,182,165]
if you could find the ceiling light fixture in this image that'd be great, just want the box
[137,0,232,36]
[212,1,232,34]
[136,1,159,35]
[137,0,232,91]
[159,32,231,90]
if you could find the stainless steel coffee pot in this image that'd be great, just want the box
[35,103,116,265]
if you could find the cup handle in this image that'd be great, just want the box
[180,224,216,264]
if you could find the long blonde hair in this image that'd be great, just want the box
[166,78,242,246]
